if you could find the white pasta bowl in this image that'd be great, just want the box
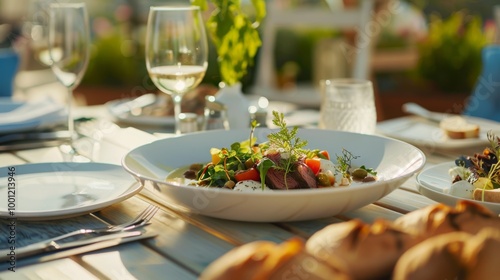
[122,128,426,222]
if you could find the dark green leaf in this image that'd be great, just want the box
[258,158,275,190]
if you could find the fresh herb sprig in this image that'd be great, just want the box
[336,149,359,179]
[264,111,308,188]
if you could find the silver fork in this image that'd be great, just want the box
[0,205,159,261]
[45,204,159,247]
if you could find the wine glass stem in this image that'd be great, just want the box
[67,88,74,140]
[173,94,182,135]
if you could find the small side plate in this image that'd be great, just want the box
[0,162,142,220]
[416,162,500,214]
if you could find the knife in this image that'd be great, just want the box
[402,102,448,123]
[0,229,157,270]
[0,230,144,262]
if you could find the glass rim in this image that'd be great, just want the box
[321,78,372,88]
[150,6,200,11]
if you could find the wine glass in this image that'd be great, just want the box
[48,3,90,144]
[29,0,54,67]
[145,6,208,134]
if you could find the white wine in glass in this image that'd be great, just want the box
[49,2,90,141]
[146,6,208,134]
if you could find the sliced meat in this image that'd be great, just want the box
[263,152,318,189]
[265,168,301,190]
[265,151,281,164]
[293,161,318,188]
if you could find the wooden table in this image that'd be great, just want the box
[0,104,484,279]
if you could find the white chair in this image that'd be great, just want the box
[253,0,377,107]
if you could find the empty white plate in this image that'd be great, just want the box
[0,162,142,220]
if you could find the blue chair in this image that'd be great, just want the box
[0,48,20,98]
[462,45,500,122]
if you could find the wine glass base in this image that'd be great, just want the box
[58,143,91,162]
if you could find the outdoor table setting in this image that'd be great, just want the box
[1,74,500,279]
[1,2,500,279]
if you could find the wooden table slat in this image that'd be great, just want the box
[80,242,197,280]
[0,153,27,166]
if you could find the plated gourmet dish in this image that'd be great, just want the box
[177,111,377,191]
[122,112,425,221]
[448,131,500,203]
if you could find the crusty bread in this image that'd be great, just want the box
[393,229,500,280]
[392,200,500,239]
[392,232,468,280]
[306,219,418,280]
[199,237,351,280]
[462,228,500,279]
[473,188,500,203]
[439,116,480,139]
[200,201,500,280]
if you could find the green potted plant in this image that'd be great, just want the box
[193,0,266,128]
[416,11,489,93]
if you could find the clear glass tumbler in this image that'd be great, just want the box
[318,79,377,134]
[203,96,230,131]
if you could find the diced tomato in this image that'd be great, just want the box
[234,168,260,182]
[305,158,321,175]
[318,150,330,160]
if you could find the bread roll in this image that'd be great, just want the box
[201,201,499,280]
[392,232,469,280]
[462,228,500,279]
[439,116,479,139]
[306,219,418,280]
[392,200,500,239]
[473,188,500,203]
[394,229,500,280]
[199,237,351,280]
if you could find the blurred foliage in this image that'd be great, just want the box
[82,32,147,87]
[80,3,149,88]
[416,11,489,93]
[405,0,499,21]
[193,0,266,86]
[274,28,340,83]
